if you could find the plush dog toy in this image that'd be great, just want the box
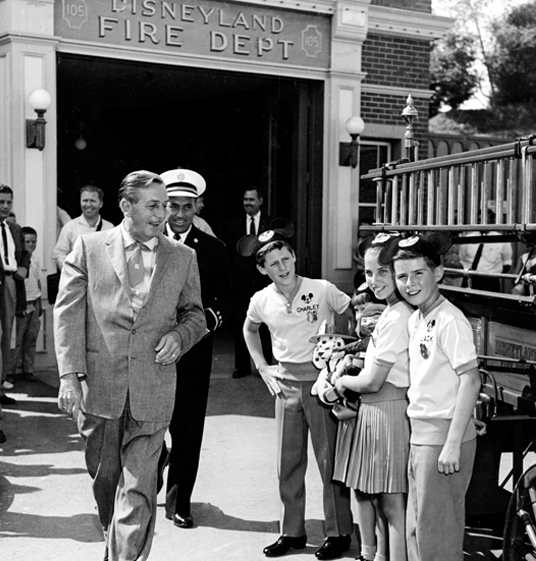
[310,321,358,420]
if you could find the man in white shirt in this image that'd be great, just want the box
[52,185,114,269]
[458,208,512,292]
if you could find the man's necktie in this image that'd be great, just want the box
[249,216,256,236]
[127,243,147,287]
[1,222,9,266]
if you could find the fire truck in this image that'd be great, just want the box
[358,136,536,560]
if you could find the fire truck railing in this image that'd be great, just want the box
[361,136,536,236]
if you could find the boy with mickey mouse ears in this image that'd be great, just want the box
[241,222,354,560]
[390,234,481,561]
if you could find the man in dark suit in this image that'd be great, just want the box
[0,185,30,406]
[225,187,272,378]
[160,168,232,528]
[54,170,206,561]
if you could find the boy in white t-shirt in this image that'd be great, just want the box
[243,231,353,560]
[391,235,480,561]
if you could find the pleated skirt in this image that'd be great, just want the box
[339,383,410,494]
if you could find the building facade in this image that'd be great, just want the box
[0,0,450,366]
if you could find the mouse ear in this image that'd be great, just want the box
[357,236,375,258]
[236,234,258,257]
[425,231,452,256]
[269,218,294,238]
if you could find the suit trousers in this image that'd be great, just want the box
[165,335,212,515]
[0,276,16,382]
[12,299,41,375]
[406,439,476,561]
[275,379,353,538]
[78,398,168,561]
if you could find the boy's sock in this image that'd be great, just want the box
[359,544,376,561]
[374,554,387,561]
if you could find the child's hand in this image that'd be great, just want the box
[438,442,462,475]
[258,364,283,397]
[331,354,354,383]
[334,375,349,393]
[312,370,330,402]
[473,418,487,436]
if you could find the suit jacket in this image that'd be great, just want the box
[4,221,31,310]
[170,225,232,334]
[225,213,272,297]
[53,225,206,423]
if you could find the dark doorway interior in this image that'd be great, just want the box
[56,54,324,277]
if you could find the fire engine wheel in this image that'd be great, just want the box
[503,464,536,561]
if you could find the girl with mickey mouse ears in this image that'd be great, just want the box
[331,232,413,561]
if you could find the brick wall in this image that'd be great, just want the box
[361,92,429,159]
[370,0,431,14]
[362,34,431,90]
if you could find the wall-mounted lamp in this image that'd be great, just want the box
[26,88,51,151]
[340,116,365,168]
[401,94,419,162]
[75,137,87,151]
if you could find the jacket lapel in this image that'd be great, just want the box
[144,234,172,304]
[105,227,130,293]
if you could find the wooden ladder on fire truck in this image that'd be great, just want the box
[358,136,536,560]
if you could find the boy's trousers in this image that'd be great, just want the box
[407,438,476,561]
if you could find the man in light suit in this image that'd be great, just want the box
[54,170,206,561]
[159,168,232,528]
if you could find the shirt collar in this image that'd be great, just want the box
[121,221,158,251]
[80,214,101,228]
[166,222,191,242]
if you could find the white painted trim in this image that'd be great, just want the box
[226,0,336,15]
[55,39,331,80]
[368,5,453,40]
[362,83,433,100]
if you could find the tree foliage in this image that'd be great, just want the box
[491,1,536,106]
[429,31,479,117]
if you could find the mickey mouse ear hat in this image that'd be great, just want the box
[381,232,452,265]
[236,218,295,257]
[358,232,402,264]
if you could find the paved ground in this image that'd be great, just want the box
[0,334,505,560]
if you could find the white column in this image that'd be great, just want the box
[323,0,369,293]
[0,0,57,363]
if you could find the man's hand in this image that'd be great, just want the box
[155,331,182,365]
[58,374,83,419]
[258,364,283,396]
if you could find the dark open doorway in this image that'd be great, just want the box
[56,53,323,277]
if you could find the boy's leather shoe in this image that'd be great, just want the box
[315,535,351,560]
[263,535,307,557]
[0,430,6,443]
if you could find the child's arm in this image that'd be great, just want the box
[438,367,481,475]
[243,317,281,396]
[334,359,391,394]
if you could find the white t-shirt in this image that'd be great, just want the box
[363,300,412,388]
[407,299,479,444]
[247,277,350,365]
